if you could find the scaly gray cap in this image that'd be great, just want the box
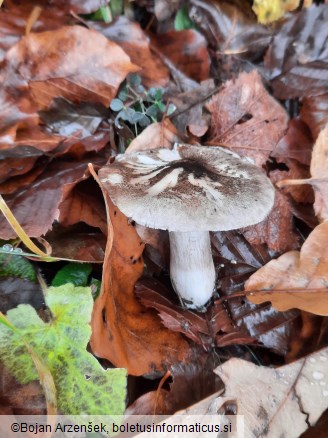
[99,144,275,232]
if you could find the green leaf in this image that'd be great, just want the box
[110,98,124,112]
[51,263,92,287]
[118,87,129,102]
[128,74,142,87]
[0,311,57,414]
[0,284,127,415]
[174,6,196,31]
[167,103,177,116]
[156,101,166,113]
[0,252,36,282]
[146,104,159,118]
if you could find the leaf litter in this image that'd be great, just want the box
[0,1,328,434]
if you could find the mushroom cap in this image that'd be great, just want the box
[99,144,275,232]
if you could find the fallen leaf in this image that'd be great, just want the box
[153,29,210,82]
[127,354,223,416]
[171,347,328,437]
[265,4,328,99]
[212,231,299,354]
[207,70,289,165]
[0,159,94,239]
[39,98,110,138]
[242,188,300,252]
[90,16,169,87]
[0,363,46,415]
[301,93,328,140]
[47,230,106,262]
[126,119,179,153]
[171,79,216,134]
[136,278,255,349]
[188,0,272,58]
[277,124,328,222]
[5,25,139,109]
[271,118,313,166]
[0,2,69,62]
[90,188,191,376]
[246,221,328,316]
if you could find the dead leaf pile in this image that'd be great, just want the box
[1,1,328,432]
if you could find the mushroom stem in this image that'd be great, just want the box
[169,231,216,310]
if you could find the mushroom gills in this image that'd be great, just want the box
[169,230,216,310]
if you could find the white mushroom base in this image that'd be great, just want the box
[169,231,216,310]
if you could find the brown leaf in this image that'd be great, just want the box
[265,4,328,99]
[242,188,300,252]
[126,119,179,153]
[47,230,106,262]
[5,25,139,109]
[0,2,69,62]
[58,182,107,235]
[0,160,93,239]
[301,93,328,140]
[153,30,210,83]
[278,124,328,222]
[207,70,289,166]
[136,278,248,349]
[127,354,223,416]
[188,0,272,58]
[272,118,313,167]
[39,98,110,138]
[212,231,299,354]
[90,16,169,87]
[171,79,216,134]
[90,190,190,376]
[246,221,328,315]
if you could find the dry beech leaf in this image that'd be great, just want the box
[265,4,328,99]
[278,124,328,222]
[207,70,289,166]
[152,30,210,83]
[301,93,328,140]
[90,189,190,376]
[5,25,139,109]
[168,347,328,438]
[0,160,94,240]
[188,0,272,58]
[245,221,328,316]
[242,187,300,252]
[126,119,179,154]
[90,16,169,87]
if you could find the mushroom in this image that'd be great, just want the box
[99,144,274,310]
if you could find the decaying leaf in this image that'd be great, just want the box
[207,70,289,165]
[277,124,328,222]
[265,4,328,99]
[126,119,179,153]
[246,221,328,315]
[90,16,169,87]
[152,29,210,83]
[90,187,190,376]
[171,347,328,438]
[301,93,328,140]
[188,0,272,58]
[0,160,94,240]
[5,25,139,109]
[0,284,126,415]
